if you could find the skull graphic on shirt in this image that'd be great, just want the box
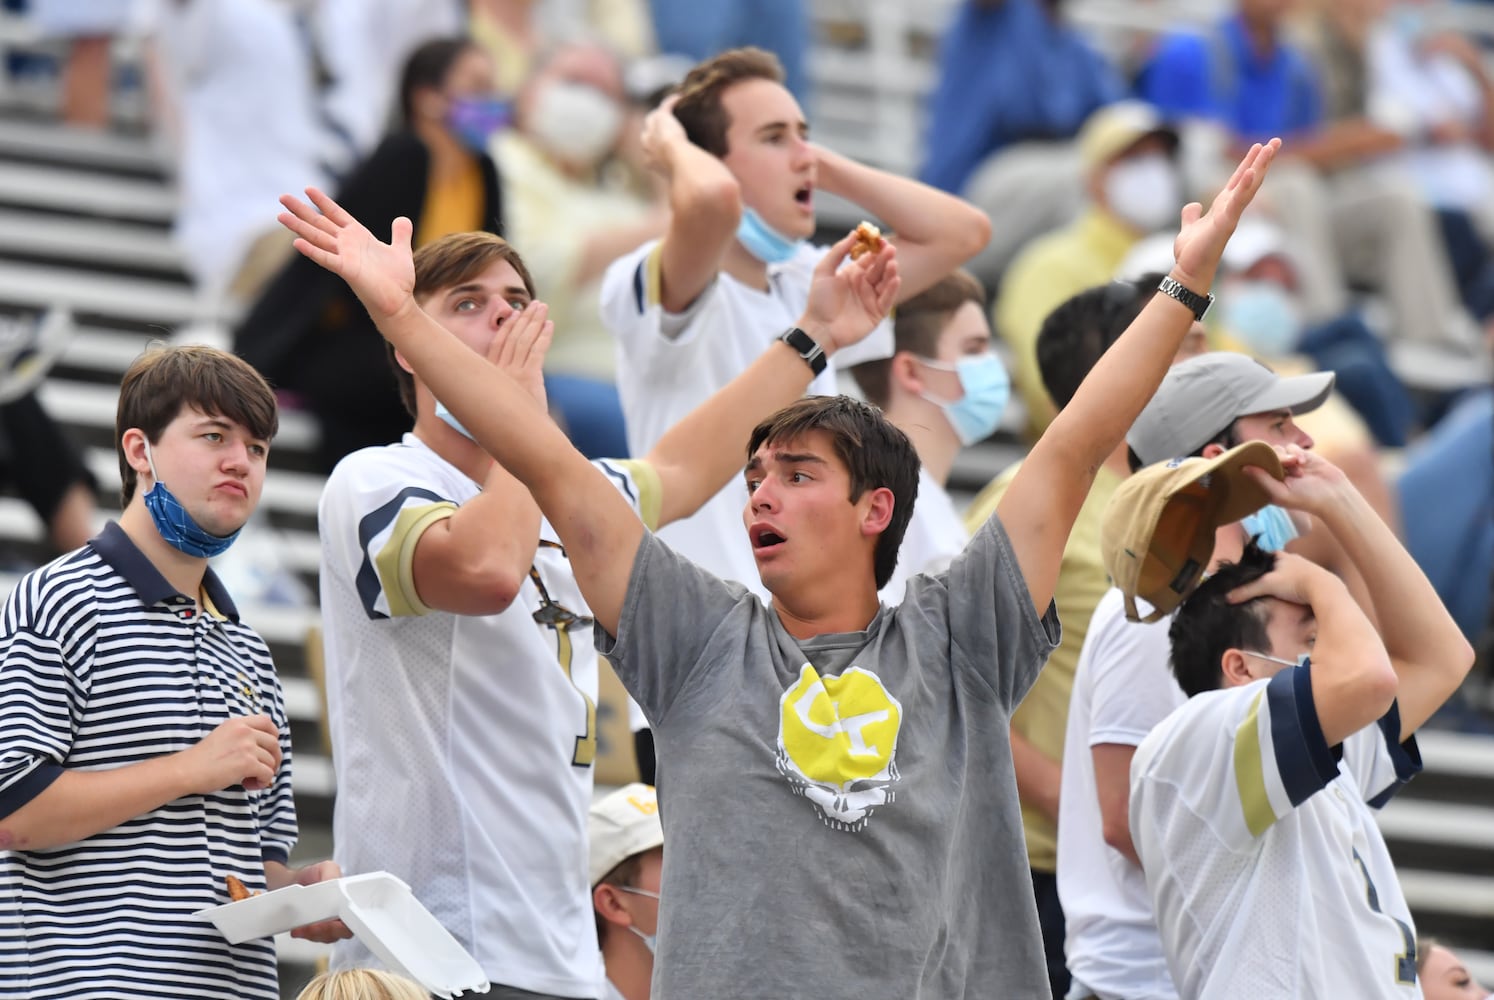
[775,663,904,832]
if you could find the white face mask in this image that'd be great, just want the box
[1103,153,1182,234]
[529,81,623,167]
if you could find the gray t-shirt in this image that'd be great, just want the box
[597,513,1061,999]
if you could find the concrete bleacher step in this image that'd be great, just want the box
[0,207,184,276]
[0,117,164,177]
[0,159,174,225]
[0,261,194,324]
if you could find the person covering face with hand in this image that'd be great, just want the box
[1128,439,1475,1000]
[290,183,899,997]
[280,135,1281,998]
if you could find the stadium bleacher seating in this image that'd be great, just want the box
[0,4,1490,994]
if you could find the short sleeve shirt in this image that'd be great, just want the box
[0,524,295,1000]
[600,239,894,596]
[597,513,1060,998]
[1056,588,1184,1000]
[318,435,659,997]
[1130,664,1423,1000]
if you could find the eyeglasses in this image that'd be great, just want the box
[1242,650,1310,670]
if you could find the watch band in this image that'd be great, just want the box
[779,326,827,377]
[1157,275,1214,322]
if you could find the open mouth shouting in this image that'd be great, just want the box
[794,182,814,213]
[750,522,788,556]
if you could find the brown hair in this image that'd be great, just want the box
[672,47,785,156]
[295,968,429,1000]
[851,269,986,408]
[115,345,279,507]
[746,395,919,589]
[386,231,540,418]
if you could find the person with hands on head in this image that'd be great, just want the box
[301,196,898,999]
[600,47,992,599]
[1128,439,1475,1000]
[280,135,1277,999]
[0,345,348,1000]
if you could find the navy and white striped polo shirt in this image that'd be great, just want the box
[0,522,297,1000]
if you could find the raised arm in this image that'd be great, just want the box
[279,189,642,635]
[645,233,900,525]
[644,95,744,313]
[1242,447,1474,740]
[407,305,548,616]
[813,145,990,303]
[995,139,1281,614]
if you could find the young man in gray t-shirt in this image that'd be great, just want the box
[279,138,1280,998]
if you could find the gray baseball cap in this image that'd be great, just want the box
[1128,352,1335,466]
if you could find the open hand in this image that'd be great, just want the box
[487,301,553,410]
[1172,138,1281,293]
[799,229,901,353]
[279,188,415,327]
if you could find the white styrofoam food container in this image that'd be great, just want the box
[196,871,490,998]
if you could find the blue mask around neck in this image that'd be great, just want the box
[435,400,475,441]
[1239,503,1298,553]
[736,207,803,264]
[918,353,1012,446]
[141,441,241,558]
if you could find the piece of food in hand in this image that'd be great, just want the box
[849,222,883,260]
[226,874,262,902]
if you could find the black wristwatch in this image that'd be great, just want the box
[779,326,827,376]
[1157,275,1214,322]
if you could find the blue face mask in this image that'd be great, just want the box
[736,207,803,264]
[447,96,509,152]
[141,441,242,558]
[434,400,475,441]
[1239,503,1299,553]
[918,353,1012,446]
[1220,281,1302,358]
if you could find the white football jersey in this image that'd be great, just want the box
[1130,663,1424,1000]
[318,434,659,997]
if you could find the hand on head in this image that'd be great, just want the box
[1226,549,1322,606]
[640,93,689,173]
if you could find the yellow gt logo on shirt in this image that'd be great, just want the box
[775,663,903,832]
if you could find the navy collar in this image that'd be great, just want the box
[88,521,241,622]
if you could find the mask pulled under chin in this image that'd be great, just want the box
[736,207,805,264]
[435,400,476,441]
[141,441,242,558]
[1239,503,1299,553]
